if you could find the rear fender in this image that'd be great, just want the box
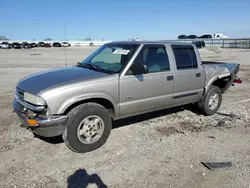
[204,63,240,96]
[204,73,235,96]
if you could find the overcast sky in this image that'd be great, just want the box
[0,0,250,40]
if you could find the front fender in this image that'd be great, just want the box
[56,92,118,116]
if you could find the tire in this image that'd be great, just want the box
[63,102,112,153]
[198,85,222,116]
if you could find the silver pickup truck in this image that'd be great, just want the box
[13,41,241,153]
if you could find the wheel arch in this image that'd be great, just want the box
[57,93,118,118]
[205,73,232,95]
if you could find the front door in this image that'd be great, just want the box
[119,44,174,118]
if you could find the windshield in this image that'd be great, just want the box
[79,43,139,74]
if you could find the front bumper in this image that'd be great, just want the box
[13,98,68,137]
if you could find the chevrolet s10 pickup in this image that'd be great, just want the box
[13,41,242,153]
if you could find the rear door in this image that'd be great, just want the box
[119,44,174,118]
[170,44,205,105]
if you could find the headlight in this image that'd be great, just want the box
[23,92,46,106]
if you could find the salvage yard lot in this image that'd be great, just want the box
[0,46,250,188]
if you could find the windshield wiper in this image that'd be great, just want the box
[76,62,115,74]
[85,63,103,72]
[76,62,105,73]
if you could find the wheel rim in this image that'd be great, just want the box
[77,115,105,144]
[208,92,219,110]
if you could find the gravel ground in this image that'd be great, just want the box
[0,46,250,188]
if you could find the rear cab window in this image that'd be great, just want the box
[171,45,198,70]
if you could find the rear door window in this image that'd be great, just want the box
[171,45,198,70]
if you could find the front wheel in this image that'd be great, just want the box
[63,103,112,153]
[198,85,222,116]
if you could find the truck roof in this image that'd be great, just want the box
[107,40,195,46]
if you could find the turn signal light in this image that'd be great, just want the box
[26,118,38,126]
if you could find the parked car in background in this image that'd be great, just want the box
[89,42,94,46]
[38,42,45,47]
[1,42,11,49]
[13,41,241,153]
[53,42,62,47]
[179,33,228,39]
[199,34,212,39]
[61,42,70,47]
[178,35,187,39]
[12,42,22,49]
[30,43,38,48]
[192,41,205,48]
[187,35,198,39]
[44,43,51,48]
[22,42,32,49]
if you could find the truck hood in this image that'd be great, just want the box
[17,66,107,95]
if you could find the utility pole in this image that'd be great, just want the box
[64,26,67,67]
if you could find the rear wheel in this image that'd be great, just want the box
[63,103,112,153]
[198,85,222,116]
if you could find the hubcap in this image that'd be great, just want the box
[77,115,105,144]
[208,93,219,110]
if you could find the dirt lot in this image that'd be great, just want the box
[0,46,250,188]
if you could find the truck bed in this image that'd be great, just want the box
[203,61,240,73]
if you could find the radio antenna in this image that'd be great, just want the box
[64,26,67,67]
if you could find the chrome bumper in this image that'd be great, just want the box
[13,98,68,137]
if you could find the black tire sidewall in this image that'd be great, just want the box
[203,86,222,115]
[65,103,112,153]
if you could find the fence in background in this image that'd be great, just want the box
[167,38,250,49]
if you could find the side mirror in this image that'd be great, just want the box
[130,63,148,75]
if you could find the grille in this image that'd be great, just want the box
[16,88,24,100]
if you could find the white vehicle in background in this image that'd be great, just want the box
[61,42,70,47]
[1,42,11,49]
[214,33,228,39]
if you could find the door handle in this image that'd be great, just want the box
[196,73,201,77]
[167,76,174,81]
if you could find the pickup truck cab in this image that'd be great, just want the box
[13,41,241,153]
